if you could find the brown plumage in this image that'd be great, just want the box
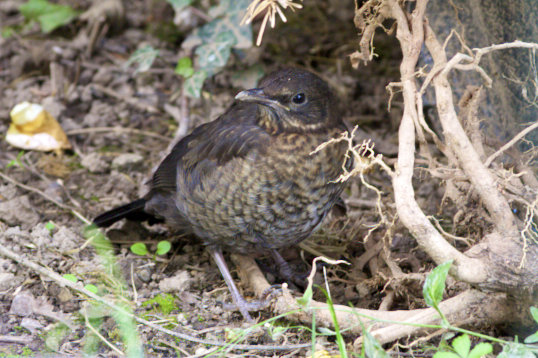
[94,68,352,321]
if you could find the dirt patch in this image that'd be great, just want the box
[0,0,457,356]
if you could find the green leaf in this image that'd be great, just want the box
[62,274,77,283]
[530,306,538,323]
[195,31,236,76]
[296,285,313,307]
[524,332,538,344]
[19,0,79,33]
[319,287,348,358]
[208,0,250,18]
[423,260,453,309]
[6,151,25,168]
[223,12,253,49]
[183,70,207,98]
[156,241,171,255]
[175,57,194,78]
[130,243,148,256]
[224,327,245,341]
[38,6,79,33]
[1,27,15,38]
[45,221,56,232]
[124,45,159,75]
[166,0,192,12]
[468,342,493,358]
[452,334,471,358]
[317,327,336,335]
[84,284,98,294]
[363,329,390,358]
[184,18,252,51]
[19,0,54,19]
[497,342,535,358]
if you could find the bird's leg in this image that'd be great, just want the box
[209,248,270,322]
[270,250,309,288]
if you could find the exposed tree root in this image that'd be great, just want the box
[233,255,518,349]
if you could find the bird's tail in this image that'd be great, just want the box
[93,198,153,228]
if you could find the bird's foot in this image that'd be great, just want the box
[271,250,311,288]
[277,264,309,288]
[220,295,272,322]
[260,284,284,301]
[219,285,283,322]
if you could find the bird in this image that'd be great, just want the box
[93,68,353,321]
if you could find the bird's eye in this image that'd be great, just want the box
[292,93,306,104]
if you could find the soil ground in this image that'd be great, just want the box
[0,0,450,356]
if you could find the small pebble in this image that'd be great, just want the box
[112,153,144,171]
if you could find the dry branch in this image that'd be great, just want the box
[384,0,488,283]
[423,24,519,239]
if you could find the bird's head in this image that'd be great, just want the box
[235,68,340,133]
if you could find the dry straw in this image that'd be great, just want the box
[241,0,303,46]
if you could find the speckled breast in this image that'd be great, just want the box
[179,127,350,254]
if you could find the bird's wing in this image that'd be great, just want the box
[150,104,271,193]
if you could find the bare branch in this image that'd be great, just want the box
[423,23,519,238]
[485,121,538,168]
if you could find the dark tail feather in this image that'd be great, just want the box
[93,199,153,228]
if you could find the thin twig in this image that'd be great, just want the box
[91,84,160,113]
[484,121,538,167]
[428,216,472,247]
[0,170,72,211]
[0,170,91,224]
[66,127,171,141]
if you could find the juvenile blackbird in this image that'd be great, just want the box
[94,68,352,321]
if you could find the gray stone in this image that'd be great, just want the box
[112,153,144,171]
[81,152,108,173]
[21,318,44,333]
[9,291,34,316]
[0,196,40,229]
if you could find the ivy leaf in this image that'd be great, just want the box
[166,0,192,12]
[183,17,251,51]
[194,31,237,76]
[181,0,252,52]
[183,70,207,98]
[124,45,159,75]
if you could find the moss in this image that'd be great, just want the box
[20,347,34,356]
[142,293,178,315]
